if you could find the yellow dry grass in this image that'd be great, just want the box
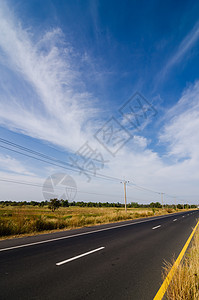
[0,205,190,239]
[163,224,199,299]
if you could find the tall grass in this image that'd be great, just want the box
[0,206,182,238]
[163,224,199,299]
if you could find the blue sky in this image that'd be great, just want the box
[0,0,199,204]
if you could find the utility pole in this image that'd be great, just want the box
[175,197,177,210]
[121,180,129,212]
[161,192,164,209]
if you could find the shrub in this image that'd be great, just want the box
[48,199,61,212]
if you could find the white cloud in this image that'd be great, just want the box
[0,2,199,204]
[0,153,34,175]
[160,81,199,161]
[159,20,199,80]
[0,170,44,200]
[100,81,199,203]
[0,2,99,153]
[133,135,148,149]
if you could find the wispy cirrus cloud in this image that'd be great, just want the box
[159,20,199,79]
[0,2,99,153]
[1,1,199,204]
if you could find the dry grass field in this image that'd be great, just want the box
[163,222,199,299]
[0,205,185,239]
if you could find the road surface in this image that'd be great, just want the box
[0,210,198,299]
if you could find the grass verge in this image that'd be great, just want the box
[163,221,199,299]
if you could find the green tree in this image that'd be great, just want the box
[177,204,183,209]
[130,202,140,208]
[61,199,69,207]
[48,198,61,212]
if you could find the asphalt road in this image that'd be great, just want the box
[0,210,198,300]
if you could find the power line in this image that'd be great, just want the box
[0,138,76,169]
[0,178,157,203]
[0,177,122,199]
[0,137,192,203]
[128,182,160,194]
[0,138,123,183]
[128,182,181,202]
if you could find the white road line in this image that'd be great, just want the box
[152,225,161,230]
[173,219,177,222]
[56,247,105,266]
[0,213,186,252]
[182,216,185,218]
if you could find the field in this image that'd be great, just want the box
[0,205,186,239]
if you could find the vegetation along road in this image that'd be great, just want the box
[0,209,198,299]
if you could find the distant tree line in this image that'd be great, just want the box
[0,200,197,210]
